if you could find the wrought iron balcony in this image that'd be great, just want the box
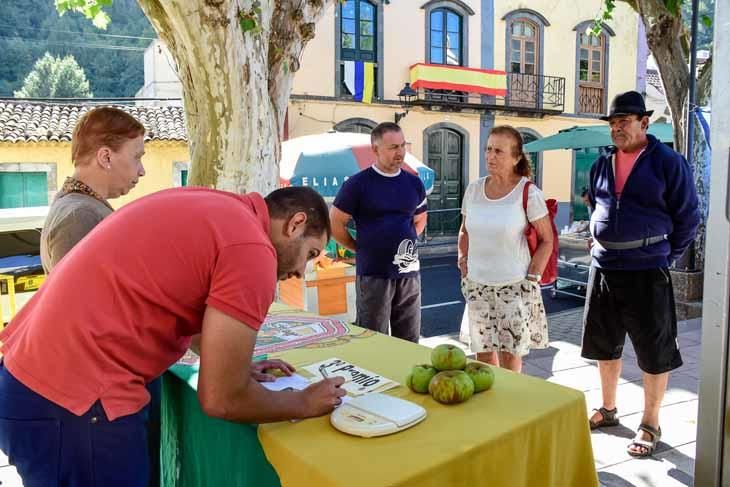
[408,64,565,115]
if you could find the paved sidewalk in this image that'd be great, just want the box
[421,307,702,487]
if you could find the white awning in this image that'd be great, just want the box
[0,206,48,233]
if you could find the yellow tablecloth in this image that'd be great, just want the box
[259,304,598,487]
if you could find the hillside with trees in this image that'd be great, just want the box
[0,0,154,98]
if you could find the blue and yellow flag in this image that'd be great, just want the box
[344,61,374,103]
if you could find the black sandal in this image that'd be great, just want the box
[627,423,661,458]
[589,406,619,430]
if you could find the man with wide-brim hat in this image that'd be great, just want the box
[581,91,699,458]
[598,90,654,122]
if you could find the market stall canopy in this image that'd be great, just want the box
[0,206,46,257]
[523,123,674,152]
[280,132,435,199]
[0,206,47,233]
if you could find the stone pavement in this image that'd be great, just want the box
[1,307,702,487]
[421,306,702,487]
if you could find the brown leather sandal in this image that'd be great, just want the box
[627,423,662,458]
[589,406,619,430]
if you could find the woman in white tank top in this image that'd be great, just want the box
[457,126,554,372]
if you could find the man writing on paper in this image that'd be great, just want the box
[330,122,427,343]
[0,186,346,487]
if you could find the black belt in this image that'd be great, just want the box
[596,234,668,250]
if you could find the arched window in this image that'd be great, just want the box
[509,19,538,75]
[334,118,377,134]
[578,33,606,114]
[430,9,463,65]
[340,1,377,62]
[503,10,549,108]
[422,0,473,66]
[574,21,614,115]
[336,1,383,99]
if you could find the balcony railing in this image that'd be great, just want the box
[577,85,604,115]
[408,64,565,115]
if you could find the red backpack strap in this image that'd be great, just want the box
[522,180,532,213]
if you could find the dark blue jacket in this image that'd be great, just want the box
[588,134,700,270]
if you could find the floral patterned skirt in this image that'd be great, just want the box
[460,277,549,356]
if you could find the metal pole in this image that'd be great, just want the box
[686,0,700,161]
[695,0,730,483]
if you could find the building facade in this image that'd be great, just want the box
[0,102,189,212]
[289,0,643,233]
[0,1,643,233]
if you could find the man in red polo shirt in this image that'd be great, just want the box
[0,186,345,487]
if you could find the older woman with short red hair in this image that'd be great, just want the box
[41,106,146,273]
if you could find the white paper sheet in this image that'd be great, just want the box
[259,373,311,392]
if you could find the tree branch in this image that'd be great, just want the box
[267,1,332,143]
[696,54,712,106]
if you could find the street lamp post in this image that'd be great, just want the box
[395,82,417,124]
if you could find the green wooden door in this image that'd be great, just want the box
[572,148,599,221]
[0,172,48,209]
[426,129,463,236]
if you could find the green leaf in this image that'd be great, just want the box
[54,0,74,14]
[664,0,682,17]
[92,11,111,30]
[240,16,257,33]
[701,14,712,28]
[54,0,113,29]
[88,4,101,18]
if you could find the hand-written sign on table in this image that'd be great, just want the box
[303,358,399,396]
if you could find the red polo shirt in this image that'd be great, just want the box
[0,188,277,420]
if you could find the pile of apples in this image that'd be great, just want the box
[406,344,495,404]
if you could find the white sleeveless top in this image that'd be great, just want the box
[461,176,548,286]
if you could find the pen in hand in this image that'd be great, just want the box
[320,364,347,390]
[319,364,330,380]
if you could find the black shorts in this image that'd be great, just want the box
[581,266,682,374]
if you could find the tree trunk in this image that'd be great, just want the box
[137,0,331,193]
[696,54,712,106]
[633,0,690,154]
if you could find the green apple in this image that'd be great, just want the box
[464,362,495,393]
[406,364,438,394]
[431,344,467,371]
[428,370,475,404]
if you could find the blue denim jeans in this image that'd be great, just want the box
[0,363,149,487]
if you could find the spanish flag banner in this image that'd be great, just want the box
[409,63,507,96]
[344,61,375,104]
